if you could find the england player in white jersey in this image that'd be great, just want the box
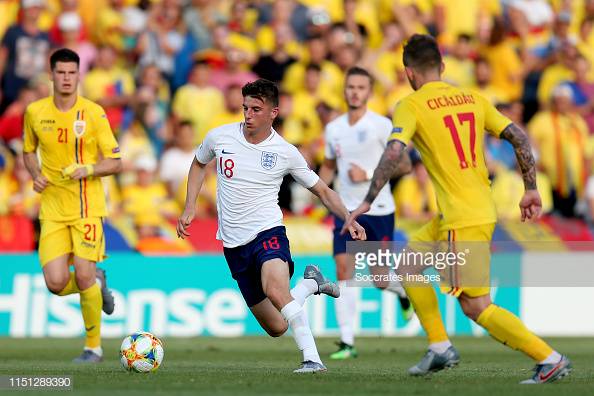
[177,79,366,373]
[319,67,413,360]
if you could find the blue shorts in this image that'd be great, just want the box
[333,213,395,256]
[223,226,295,307]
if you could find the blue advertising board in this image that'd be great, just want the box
[0,254,520,338]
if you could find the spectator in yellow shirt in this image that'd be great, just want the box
[435,0,500,47]
[480,17,524,101]
[95,0,126,50]
[291,64,325,143]
[205,84,244,132]
[82,45,134,132]
[537,42,577,107]
[394,152,437,222]
[282,34,343,98]
[118,119,155,182]
[171,60,224,144]
[442,34,476,88]
[472,57,509,104]
[528,84,592,217]
[122,155,179,238]
[491,165,553,220]
[373,22,405,89]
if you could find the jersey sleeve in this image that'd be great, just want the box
[22,107,38,153]
[389,99,417,145]
[378,116,393,145]
[1,26,15,49]
[94,106,121,159]
[195,129,216,164]
[287,146,320,188]
[323,125,336,160]
[481,96,513,137]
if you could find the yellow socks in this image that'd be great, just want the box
[58,272,80,296]
[404,286,449,343]
[79,283,102,349]
[477,304,553,362]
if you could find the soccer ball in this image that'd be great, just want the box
[120,332,164,373]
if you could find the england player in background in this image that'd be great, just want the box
[319,67,413,360]
[177,79,366,373]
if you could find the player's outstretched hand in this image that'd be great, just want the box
[33,175,49,193]
[340,201,371,235]
[348,220,367,240]
[176,208,195,239]
[519,189,542,222]
[62,164,93,180]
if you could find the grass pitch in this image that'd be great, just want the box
[0,337,591,395]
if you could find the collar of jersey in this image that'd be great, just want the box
[239,122,276,146]
[51,95,82,114]
[421,81,449,89]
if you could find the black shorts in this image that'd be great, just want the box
[223,226,295,307]
[332,213,394,255]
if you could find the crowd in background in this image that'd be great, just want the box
[1,0,594,244]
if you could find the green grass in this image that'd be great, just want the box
[0,337,591,395]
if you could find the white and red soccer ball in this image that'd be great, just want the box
[120,332,164,373]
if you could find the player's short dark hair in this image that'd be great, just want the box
[346,66,374,85]
[457,33,473,43]
[305,63,322,73]
[178,120,194,129]
[403,34,442,73]
[50,48,80,70]
[242,79,279,107]
[475,56,489,66]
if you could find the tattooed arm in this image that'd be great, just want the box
[364,140,410,204]
[499,123,542,221]
[500,123,537,190]
[340,140,408,234]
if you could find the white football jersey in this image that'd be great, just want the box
[196,122,320,247]
[324,110,395,216]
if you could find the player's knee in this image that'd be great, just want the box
[264,287,291,310]
[45,276,69,294]
[75,270,95,290]
[461,304,482,321]
[264,322,288,337]
[459,298,490,321]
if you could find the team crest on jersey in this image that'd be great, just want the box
[261,151,278,170]
[357,130,367,143]
[73,120,86,137]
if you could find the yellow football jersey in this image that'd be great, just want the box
[389,81,512,231]
[23,96,121,221]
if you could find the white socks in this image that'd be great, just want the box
[428,340,452,354]
[281,300,322,364]
[335,281,357,346]
[540,351,562,365]
[84,346,103,357]
[385,278,407,298]
[290,278,318,306]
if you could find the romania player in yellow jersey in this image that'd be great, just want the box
[23,48,122,363]
[343,35,571,384]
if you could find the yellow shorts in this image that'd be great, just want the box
[39,217,105,266]
[409,216,495,298]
